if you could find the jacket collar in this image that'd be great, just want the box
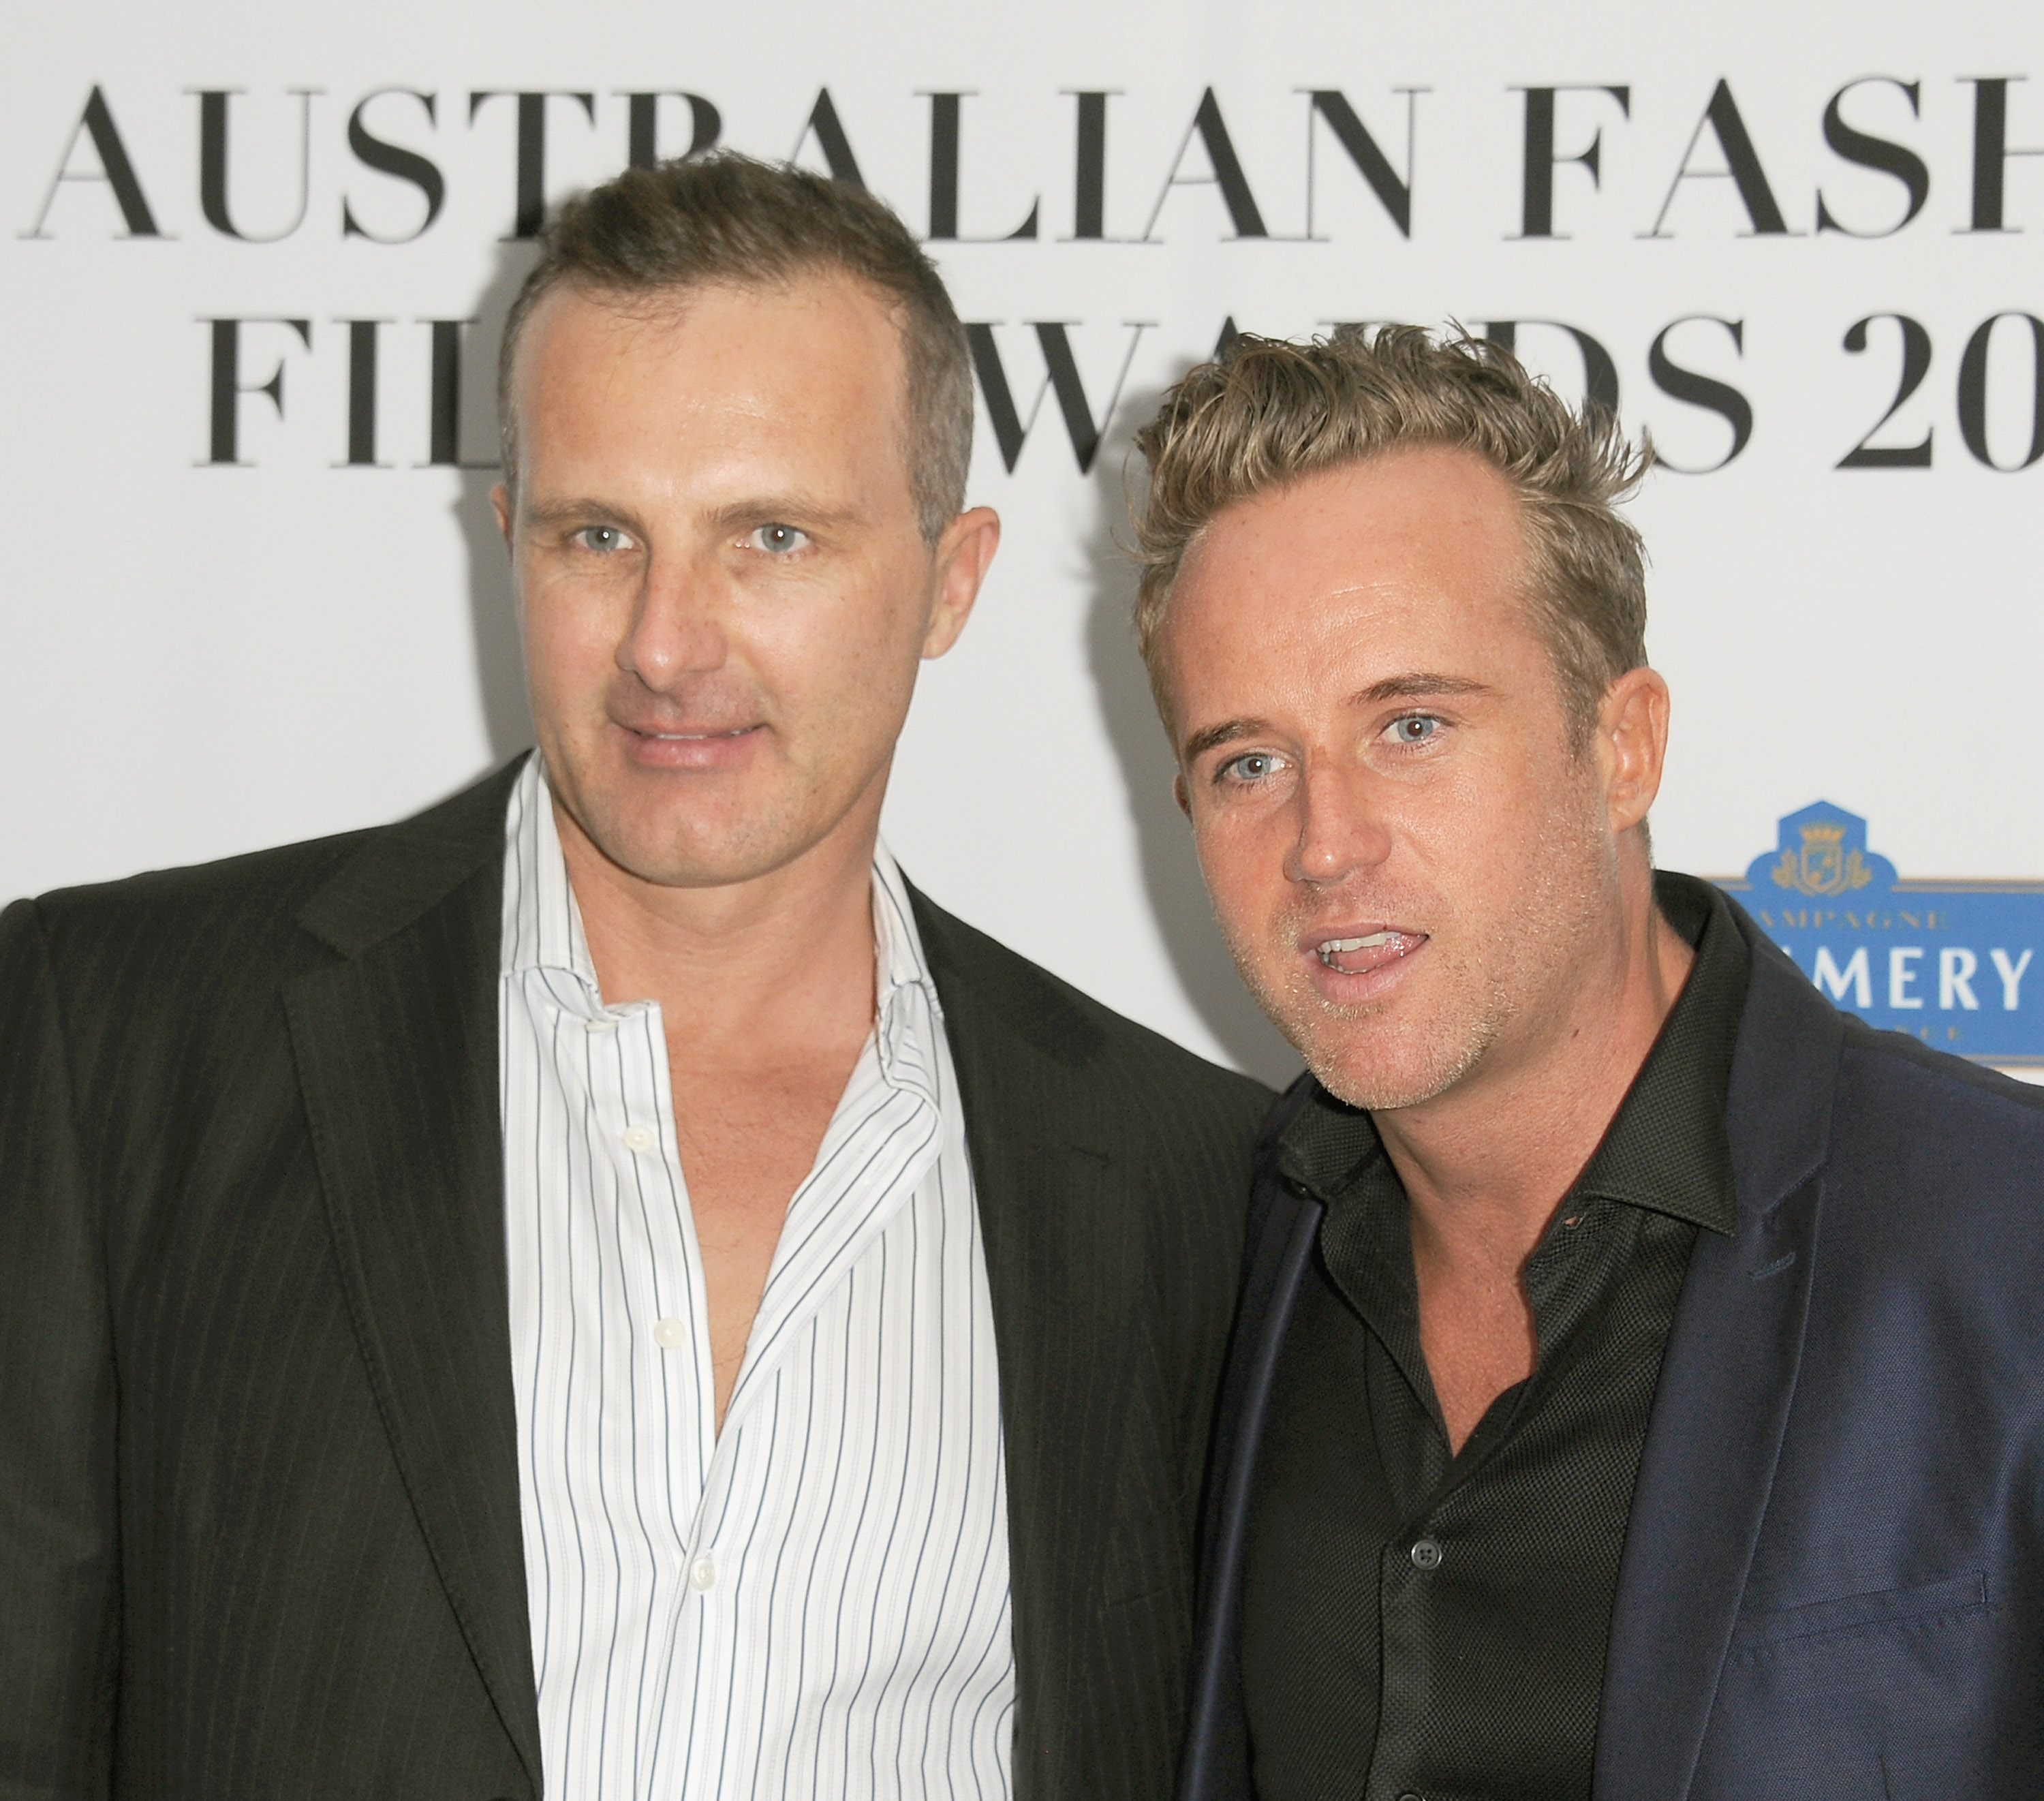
[295,758,525,961]
[1722,908,1842,1222]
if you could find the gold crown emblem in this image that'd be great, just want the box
[1771,816,1872,896]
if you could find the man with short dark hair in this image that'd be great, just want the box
[1136,326,2044,1799]
[0,153,1267,1801]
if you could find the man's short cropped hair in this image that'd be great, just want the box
[497,151,974,543]
[1130,324,1653,739]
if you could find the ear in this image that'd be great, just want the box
[921,506,1002,660]
[1174,771,1191,818]
[1594,665,1672,836]
[490,482,513,544]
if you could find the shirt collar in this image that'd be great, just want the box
[1567,872,1746,1235]
[868,847,946,1107]
[1278,870,1748,1238]
[501,754,596,986]
[499,755,944,1090]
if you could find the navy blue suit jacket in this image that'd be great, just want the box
[1179,896,2044,1800]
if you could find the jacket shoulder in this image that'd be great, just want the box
[18,827,374,983]
[1,827,381,1149]
[1834,1011,2044,1141]
[1721,888,2044,1199]
[1803,1013,2044,1302]
[13,758,522,998]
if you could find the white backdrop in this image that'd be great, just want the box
[7,0,2043,1086]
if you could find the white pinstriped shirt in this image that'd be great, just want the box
[498,758,1015,1800]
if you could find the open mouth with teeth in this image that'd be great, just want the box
[1316,930,1427,976]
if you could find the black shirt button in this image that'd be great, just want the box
[1398,1791,1425,1800]
[1410,1537,1443,1570]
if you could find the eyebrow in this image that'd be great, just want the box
[1179,673,1494,764]
[519,497,636,531]
[1181,718,1264,763]
[516,493,863,535]
[705,495,861,536]
[1352,673,1493,704]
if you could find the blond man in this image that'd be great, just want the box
[1139,327,2044,1801]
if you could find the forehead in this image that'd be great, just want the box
[511,273,910,482]
[1183,444,1525,606]
[1163,446,1544,692]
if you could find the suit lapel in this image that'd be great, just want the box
[283,763,542,1790]
[908,887,1147,1796]
[1179,1114,1320,1801]
[1594,919,1842,1801]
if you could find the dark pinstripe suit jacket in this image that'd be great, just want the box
[0,758,1269,1801]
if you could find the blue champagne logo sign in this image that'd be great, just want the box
[1718,803,2044,1064]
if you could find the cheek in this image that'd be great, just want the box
[1402,741,1545,852]
[517,600,576,698]
[749,586,923,728]
[518,574,620,683]
[1427,757,1600,920]
[1192,801,1293,926]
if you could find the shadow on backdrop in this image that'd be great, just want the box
[1081,388,1303,1092]
[454,239,541,770]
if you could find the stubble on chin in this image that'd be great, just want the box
[548,757,794,893]
[1232,923,1509,1114]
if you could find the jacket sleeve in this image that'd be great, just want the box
[0,898,118,1800]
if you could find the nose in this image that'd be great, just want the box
[1283,759,1393,887]
[617,551,728,691]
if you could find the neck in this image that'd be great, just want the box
[1373,861,1694,1281]
[553,787,885,1071]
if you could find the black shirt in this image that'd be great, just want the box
[1239,873,1749,1801]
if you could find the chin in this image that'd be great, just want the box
[1281,999,1489,1115]
[1307,1044,1471,1113]
[566,782,796,889]
[623,820,802,889]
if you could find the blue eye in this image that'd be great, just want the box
[750,523,809,554]
[1220,752,1281,784]
[1384,714,1441,745]
[575,525,632,553]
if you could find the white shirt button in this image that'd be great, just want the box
[584,1014,619,1034]
[689,1552,718,1592]
[621,1124,657,1153]
[653,1317,686,1349]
